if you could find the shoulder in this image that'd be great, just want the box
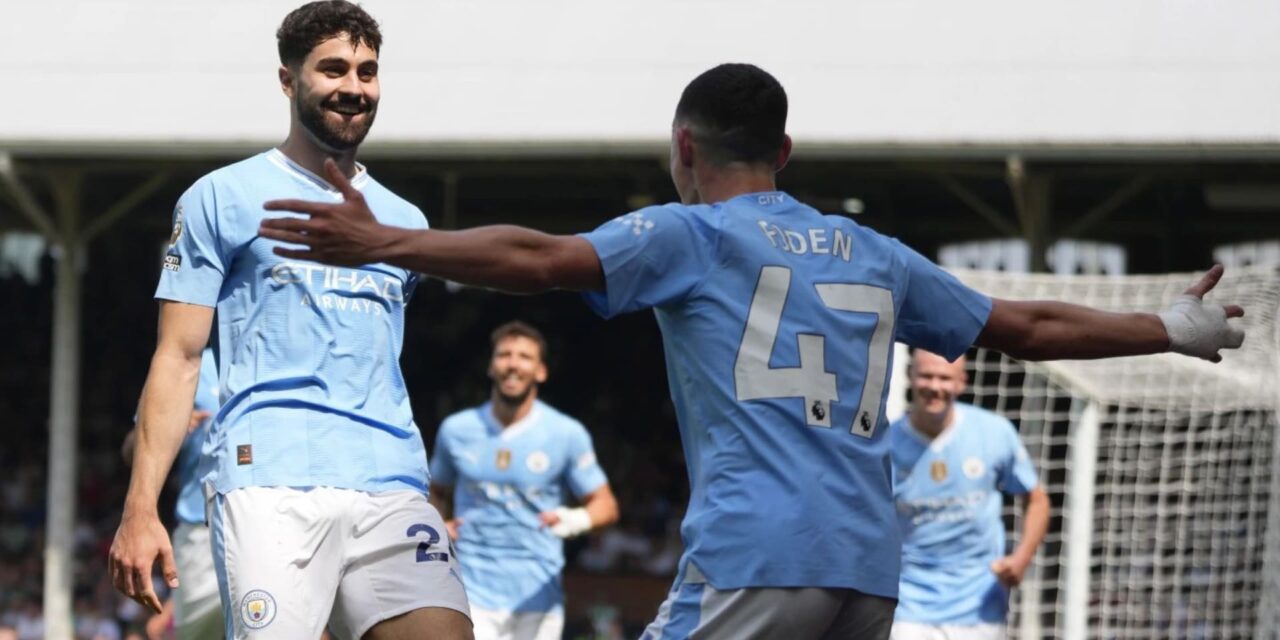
[180,153,273,207]
[362,177,429,230]
[959,403,1017,435]
[538,402,589,436]
[439,406,486,437]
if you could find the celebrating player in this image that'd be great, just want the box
[431,321,618,640]
[108,2,471,639]
[258,63,1245,639]
[889,350,1050,640]
[121,347,222,640]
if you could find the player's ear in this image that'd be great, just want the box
[279,65,295,97]
[535,362,548,385]
[774,134,793,171]
[675,127,696,168]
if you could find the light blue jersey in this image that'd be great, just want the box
[155,149,430,496]
[580,192,991,598]
[172,348,220,524]
[890,403,1039,624]
[430,400,607,613]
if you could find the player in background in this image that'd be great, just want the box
[430,321,619,640]
[889,350,1049,640]
[108,2,471,638]
[257,63,1245,639]
[121,347,222,640]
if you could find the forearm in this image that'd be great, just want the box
[374,225,600,294]
[584,493,619,529]
[979,300,1169,361]
[1013,489,1050,562]
[124,348,203,514]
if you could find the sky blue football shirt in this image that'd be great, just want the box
[155,150,430,495]
[891,403,1039,623]
[579,192,992,597]
[431,400,608,613]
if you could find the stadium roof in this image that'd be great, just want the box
[5,0,1280,158]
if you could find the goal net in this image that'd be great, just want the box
[922,266,1280,639]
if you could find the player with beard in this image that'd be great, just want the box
[430,322,618,640]
[108,2,472,639]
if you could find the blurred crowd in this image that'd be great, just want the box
[0,256,689,639]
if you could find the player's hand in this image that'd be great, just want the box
[109,509,178,614]
[445,518,463,542]
[990,553,1030,587]
[539,507,593,539]
[1158,265,1246,362]
[187,409,212,433]
[259,158,394,267]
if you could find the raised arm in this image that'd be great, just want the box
[259,159,602,294]
[110,301,213,613]
[976,265,1245,362]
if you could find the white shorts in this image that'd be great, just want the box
[890,621,1006,640]
[642,564,895,640]
[172,522,223,640]
[471,607,563,640]
[210,486,470,639]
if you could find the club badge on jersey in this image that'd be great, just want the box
[931,461,948,482]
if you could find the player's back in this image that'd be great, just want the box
[583,191,990,598]
[157,150,432,497]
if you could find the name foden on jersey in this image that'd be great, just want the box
[270,261,405,316]
[756,220,854,262]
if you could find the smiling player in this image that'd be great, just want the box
[108,3,471,638]
[430,321,618,640]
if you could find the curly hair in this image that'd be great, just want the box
[277,1,382,68]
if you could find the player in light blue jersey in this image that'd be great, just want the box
[430,321,619,640]
[109,3,471,639]
[889,350,1049,640]
[259,63,1245,639]
[122,347,223,639]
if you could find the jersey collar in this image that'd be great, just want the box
[906,406,965,452]
[482,400,543,441]
[266,148,370,195]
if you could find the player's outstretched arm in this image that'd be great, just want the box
[260,159,603,294]
[976,265,1245,362]
[110,301,213,613]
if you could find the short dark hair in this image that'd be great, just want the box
[277,1,382,68]
[674,63,788,166]
[490,321,548,362]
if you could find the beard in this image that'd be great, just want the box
[494,383,534,407]
[296,91,377,151]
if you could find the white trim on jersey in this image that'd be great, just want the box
[265,148,370,193]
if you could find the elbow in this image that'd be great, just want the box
[595,494,620,529]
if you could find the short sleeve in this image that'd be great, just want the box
[996,422,1039,495]
[579,205,715,318]
[893,240,993,360]
[155,180,230,307]
[429,423,458,488]
[563,422,607,499]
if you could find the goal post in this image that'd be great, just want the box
[890,266,1280,639]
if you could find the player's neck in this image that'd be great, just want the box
[692,165,779,205]
[909,406,956,440]
[277,130,360,182]
[490,390,538,428]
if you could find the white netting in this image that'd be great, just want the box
[941,266,1280,639]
